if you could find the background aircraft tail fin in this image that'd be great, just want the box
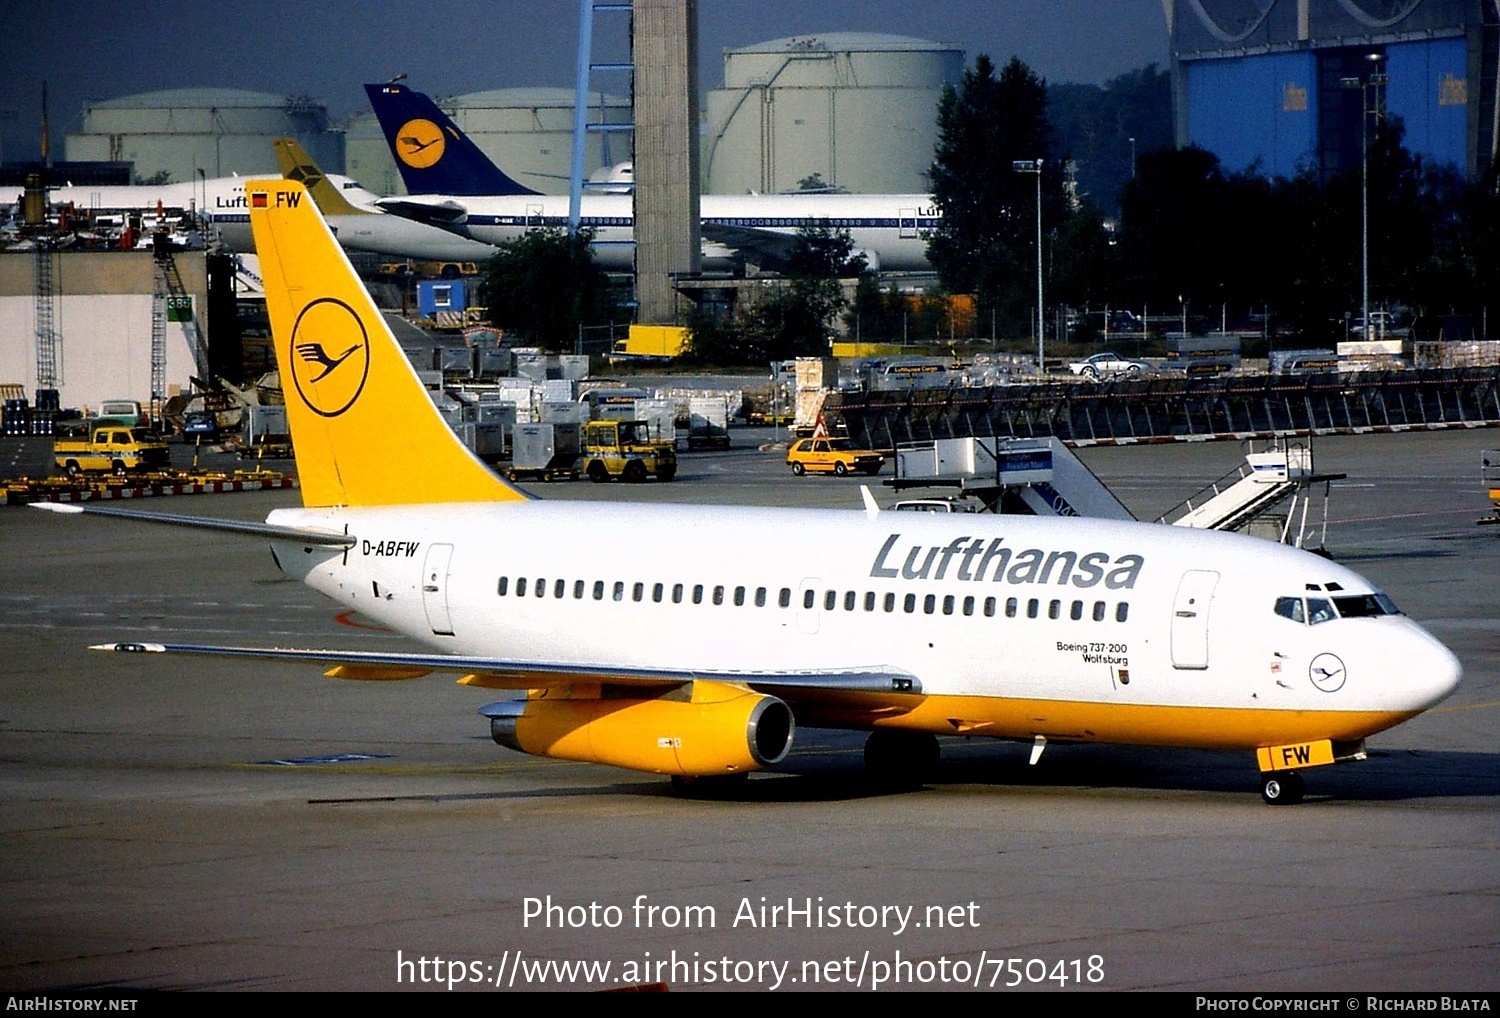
[272,138,366,217]
[363,82,540,197]
[246,180,527,507]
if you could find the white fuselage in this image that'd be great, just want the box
[265,501,1460,749]
[383,192,941,272]
[50,176,496,262]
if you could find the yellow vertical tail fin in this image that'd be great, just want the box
[247,180,525,507]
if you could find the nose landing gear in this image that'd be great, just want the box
[1260,770,1305,805]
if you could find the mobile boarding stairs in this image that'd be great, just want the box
[888,436,1341,550]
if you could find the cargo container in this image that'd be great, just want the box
[687,396,731,450]
[633,398,678,446]
[509,422,582,481]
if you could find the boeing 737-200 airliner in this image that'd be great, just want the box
[40,181,1461,804]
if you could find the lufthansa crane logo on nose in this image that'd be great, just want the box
[288,298,370,418]
[395,118,446,169]
[1308,652,1347,693]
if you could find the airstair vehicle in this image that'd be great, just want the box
[1479,450,1500,526]
[1155,440,1344,550]
[889,436,1135,520]
[889,435,1341,551]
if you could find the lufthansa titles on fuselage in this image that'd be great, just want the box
[869,534,1144,589]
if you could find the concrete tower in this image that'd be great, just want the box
[633,0,701,325]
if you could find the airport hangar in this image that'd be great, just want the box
[1169,0,1496,180]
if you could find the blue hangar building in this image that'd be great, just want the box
[1169,0,1496,179]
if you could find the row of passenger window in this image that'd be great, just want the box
[495,575,1129,623]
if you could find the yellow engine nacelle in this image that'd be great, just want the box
[485,682,794,777]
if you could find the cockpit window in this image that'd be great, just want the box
[1307,598,1337,625]
[1333,594,1401,618]
[1274,596,1305,623]
[1276,591,1401,625]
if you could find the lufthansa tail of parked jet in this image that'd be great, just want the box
[364,82,539,198]
[247,179,526,507]
[272,138,367,217]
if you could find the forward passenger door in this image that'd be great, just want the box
[1171,569,1219,669]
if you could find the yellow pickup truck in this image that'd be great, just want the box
[54,423,170,475]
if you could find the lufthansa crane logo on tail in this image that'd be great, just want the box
[396,118,446,169]
[288,298,370,417]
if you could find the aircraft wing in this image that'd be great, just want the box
[372,197,470,228]
[31,503,356,546]
[90,641,922,695]
[699,222,800,267]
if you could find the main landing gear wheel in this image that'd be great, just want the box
[863,730,940,787]
[1260,771,1304,805]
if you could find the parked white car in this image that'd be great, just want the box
[1067,352,1149,379]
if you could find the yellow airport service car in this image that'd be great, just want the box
[785,438,883,477]
[54,422,170,475]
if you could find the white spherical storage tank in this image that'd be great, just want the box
[64,88,341,183]
[703,33,963,196]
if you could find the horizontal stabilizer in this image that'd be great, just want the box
[700,222,800,268]
[30,503,356,546]
[373,197,469,227]
[90,641,922,695]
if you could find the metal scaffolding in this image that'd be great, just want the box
[33,241,60,389]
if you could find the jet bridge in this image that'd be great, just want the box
[888,436,1134,520]
[1155,440,1344,550]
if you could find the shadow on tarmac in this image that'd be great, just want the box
[306,733,1500,807]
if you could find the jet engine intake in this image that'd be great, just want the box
[483,682,793,776]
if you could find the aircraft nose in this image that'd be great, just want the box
[1401,622,1463,710]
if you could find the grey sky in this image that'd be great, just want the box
[0,1,1168,163]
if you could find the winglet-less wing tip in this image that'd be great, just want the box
[28,503,84,515]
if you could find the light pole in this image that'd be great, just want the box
[1013,159,1044,372]
[1341,53,1387,341]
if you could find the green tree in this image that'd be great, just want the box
[927,54,1064,336]
[689,223,864,365]
[844,275,902,343]
[682,306,755,367]
[1115,145,1226,311]
[1049,65,1172,215]
[480,228,616,351]
[781,220,868,279]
